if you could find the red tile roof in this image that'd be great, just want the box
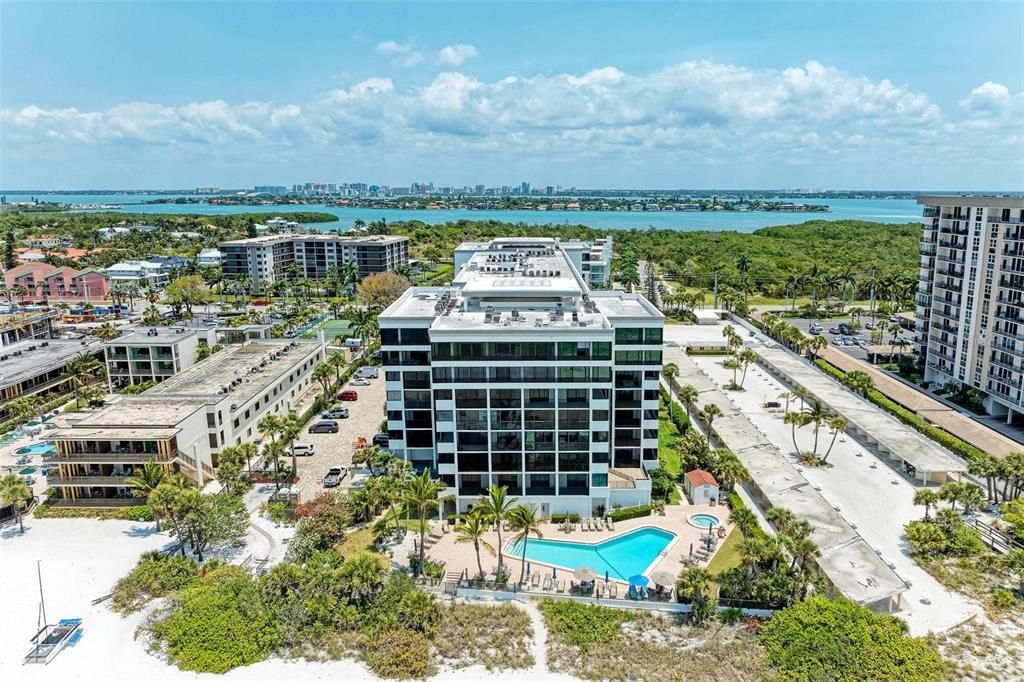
[685,469,718,487]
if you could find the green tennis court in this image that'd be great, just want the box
[304,318,353,340]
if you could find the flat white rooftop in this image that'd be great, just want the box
[0,338,102,390]
[104,327,197,345]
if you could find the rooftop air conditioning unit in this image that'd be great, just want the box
[41,341,49,347]
[230,403,238,411]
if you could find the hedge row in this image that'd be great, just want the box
[685,348,730,356]
[609,505,651,522]
[813,359,986,464]
[33,504,154,521]
[551,513,582,524]
[659,386,690,434]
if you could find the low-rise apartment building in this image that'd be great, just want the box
[196,248,223,267]
[916,195,1024,422]
[0,338,103,423]
[4,263,112,303]
[103,327,200,389]
[380,237,663,518]
[219,233,409,290]
[47,339,325,506]
[455,236,613,288]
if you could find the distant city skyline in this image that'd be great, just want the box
[1,1,1021,190]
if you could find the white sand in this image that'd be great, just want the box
[0,515,574,681]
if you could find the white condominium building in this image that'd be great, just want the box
[916,195,1024,422]
[455,236,613,288]
[219,234,409,290]
[380,237,663,518]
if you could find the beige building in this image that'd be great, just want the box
[48,339,325,506]
[916,195,1024,422]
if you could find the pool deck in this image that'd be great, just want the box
[427,501,733,585]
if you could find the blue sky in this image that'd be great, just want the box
[1,1,1021,190]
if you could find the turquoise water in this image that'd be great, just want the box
[689,513,721,528]
[5,193,923,233]
[16,443,55,455]
[507,527,675,581]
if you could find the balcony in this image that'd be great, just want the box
[47,475,135,487]
[48,497,139,508]
[990,216,1024,225]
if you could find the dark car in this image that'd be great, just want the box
[308,420,339,434]
[372,433,389,447]
[337,390,359,401]
[838,323,852,335]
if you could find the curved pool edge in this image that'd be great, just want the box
[504,524,681,583]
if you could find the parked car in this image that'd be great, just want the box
[308,420,339,434]
[337,390,359,401]
[369,350,382,362]
[322,407,350,419]
[372,433,390,447]
[831,338,843,345]
[323,465,347,488]
[289,442,315,456]
[838,323,851,335]
[809,323,823,334]
[351,377,371,386]
[356,366,379,379]
[864,322,876,330]
[828,327,840,334]
[342,338,363,349]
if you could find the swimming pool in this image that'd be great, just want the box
[506,527,676,581]
[688,513,722,529]
[15,443,55,456]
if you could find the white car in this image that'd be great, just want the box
[351,377,371,386]
[288,442,315,457]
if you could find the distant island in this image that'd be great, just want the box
[145,195,831,214]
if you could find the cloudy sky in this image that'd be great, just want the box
[1,1,1021,190]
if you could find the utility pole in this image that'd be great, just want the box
[713,272,719,309]
[868,268,876,316]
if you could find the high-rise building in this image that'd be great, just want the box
[916,195,1024,421]
[219,234,409,290]
[520,181,530,195]
[379,237,663,517]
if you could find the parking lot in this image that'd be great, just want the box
[287,368,387,502]
[784,314,916,361]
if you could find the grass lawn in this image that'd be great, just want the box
[335,525,375,556]
[707,527,744,577]
[657,414,684,504]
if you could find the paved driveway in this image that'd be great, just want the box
[289,374,386,502]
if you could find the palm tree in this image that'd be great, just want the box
[913,489,940,520]
[663,362,679,394]
[728,506,757,536]
[801,400,832,456]
[792,386,809,410]
[700,403,722,430]
[820,416,847,464]
[338,550,387,604]
[715,450,749,491]
[402,469,447,576]
[125,460,166,525]
[328,351,347,384]
[678,384,699,418]
[842,370,874,397]
[94,322,120,341]
[455,510,495,579]
[237,441,258,479]
[312,362,333,398]
[509,504,544,585]
[476,484,516,572]
[257,414,283,491]
[783,411,808,454]
[280,412,303,485]
[806,335,828,360]
[676,565,713,603]
[938,481,963,511]
[968,452,1000,502]
[736,348,757,388]
[67,352,103,407]
[959,484,986,514]
[723,357,741,387]
[0,473,32,534]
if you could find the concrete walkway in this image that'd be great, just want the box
[820,346,1023,457]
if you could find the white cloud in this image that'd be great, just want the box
[376,40,423,66]
[2,60,1021,188]
[437,44,478,67]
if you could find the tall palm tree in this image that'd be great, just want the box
[728,506,757,536]
[237,441,258,479]
[280,412,303,485]
[312,362,333,398]
[678,384,699,418]
[328,351,347,384]
[94,322,121,341]
[455,510,495,579]
[676,565,713,603]
[700,403,722,429]
[783,411,808,454]
[125,460,166,518]
[476,484,516,572]
[257,414,283,491]
[67,352,103,407]
[715,450,749,491]
[801,400,832,456]
[663,362,679,393]
[0,473,32,534]
[402,469,447,576]
[736,348,757,388]
[968,452,1000,502]
[509,504,544,585]
[818,416,847,464]
[913,489,940,520]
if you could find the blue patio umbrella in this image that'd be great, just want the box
[629,574,649,587]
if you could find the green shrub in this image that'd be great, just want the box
[365,628,434,679]
[551,513,581,524]
[727,492,766,540]
[609,504,651,522]
[992,588,1018,609]
[111,551,199,613]
[33,503,153,521]
[538,599,629,651]
[396,590,443,634]
[150,566,280,673]
[760,597,944,681]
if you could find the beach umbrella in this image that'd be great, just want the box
[526,562,531,577]
[689,542,694,556]
[605,569,609,583]
[552,567,557,579]
[574,567,598,582]
[650,570,675,587]
[628,574,649,587]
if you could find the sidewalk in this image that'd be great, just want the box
[820,347,1023,457]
